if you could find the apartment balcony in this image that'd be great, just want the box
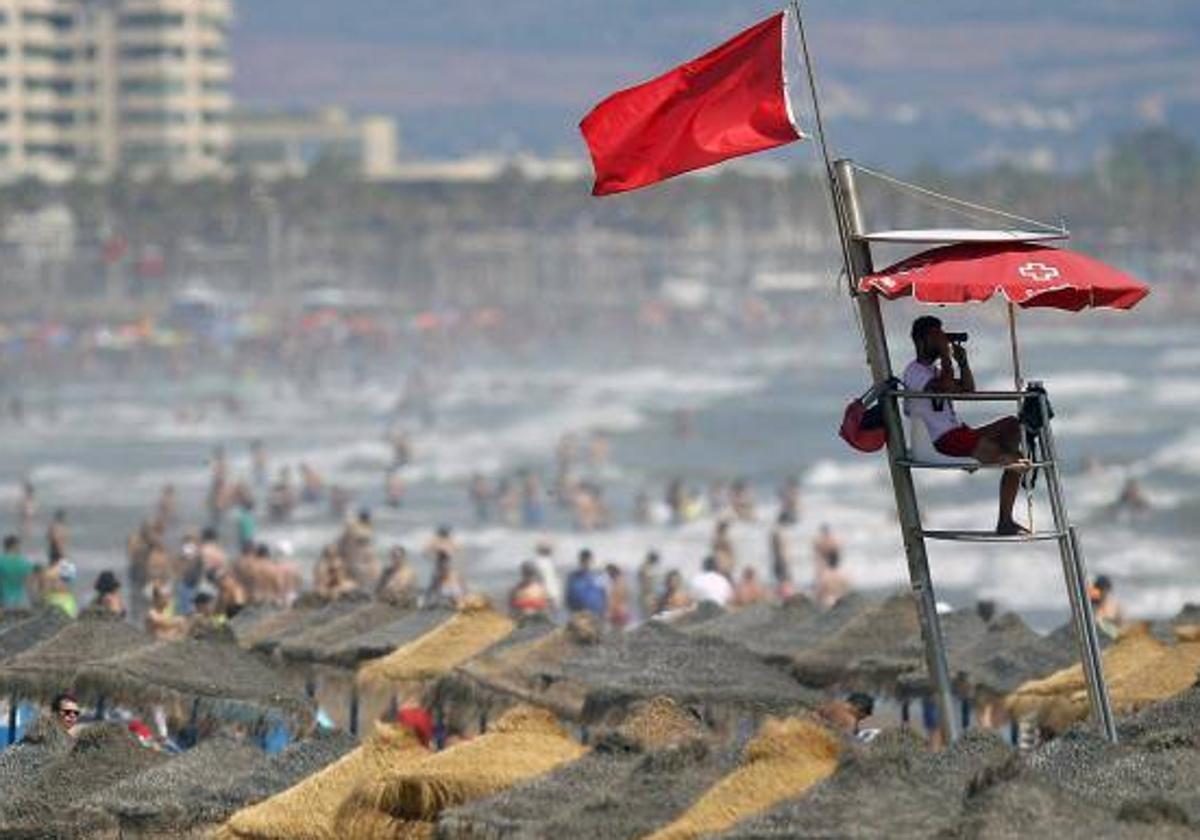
[120,0,232,16]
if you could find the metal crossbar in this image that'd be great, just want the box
[897,459,1053,471]
[898,390,1028,402]
[922,529,1066,543]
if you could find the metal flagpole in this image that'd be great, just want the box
[788,2,959,745]
[787,1,855,295]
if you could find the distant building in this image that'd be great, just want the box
[229,106,400,180]
[0,0,234,181]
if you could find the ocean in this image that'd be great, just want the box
[2,299,1196,631]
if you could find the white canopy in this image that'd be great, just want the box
[857,228,1068,244]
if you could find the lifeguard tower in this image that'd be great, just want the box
[828,159,1149,745]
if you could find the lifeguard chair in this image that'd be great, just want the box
[829,159,1149,745]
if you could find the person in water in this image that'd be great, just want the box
[904,316,1029,535]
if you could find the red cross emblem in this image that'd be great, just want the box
[1017,262,1061,283]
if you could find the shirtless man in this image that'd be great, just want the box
[904,316,1029,535]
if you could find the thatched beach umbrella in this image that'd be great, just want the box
[219,723,429,840]
[321,607,456,670]
[73,635,314,732]
[1006,625,1192,732]
[276,602,415,666]
[0,715,74,804]
[954,744,1196,839]
[440,697,736,840]
[85,734,265,838]
[1025,726,1200,825]
[565,621,820,730]
[0,722,169,838]
[234,596,370,654]
[681,594,876,663]
[334,705,586,839]
[788,593,931,691]
[644,717,842,840]
[286,606,457,736]
[0,609,71,663]
[205,730,358,819]
[356,606,515,691]
[0,614,153,704]
[717,728,1014,839]
[71,730,358,838]
[895,611,1077,704]
[430,614,598,730]
[1118,683,1200,745]
[1029,633,1200,733]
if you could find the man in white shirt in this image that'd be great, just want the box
[690,555,733,606]
[903,316,1028,535]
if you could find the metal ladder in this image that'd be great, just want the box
[898,388,1117,743]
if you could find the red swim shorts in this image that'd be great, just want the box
[934,425,980,457]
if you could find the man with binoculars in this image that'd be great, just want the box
[903,315,1029,536]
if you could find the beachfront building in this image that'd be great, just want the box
[0,0,233,181]
[229,106,401,181]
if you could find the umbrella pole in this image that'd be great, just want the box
[1007,303,1023,390]
[1008,303,1034,528]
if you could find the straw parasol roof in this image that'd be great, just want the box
[276,602,415,666]
[953,744,1198,839]
[73,635,314,731]
[1025,726,1200,825]
[788,593,933,691]
[896,610,1076,700]
[565,622,820,727]
[322,607,457,669]
[0,609,71,664]
[1118,684,1200,746]
[86,734,265,835]
[204,730,359,820]
[234,596,370,654]
[430,613,598,726]
[1010,625,1165,709]
[334,705,586,839]
[0,715,75,803]
[0,722,169,838]
[440,697,735,840]
[0,613,153,702]
[643,717,841,840]
[219,723,429,840]
[681,594,876,663]
[717,728,1014,839]
[1006,624,1199,731]
[356,606,515,689]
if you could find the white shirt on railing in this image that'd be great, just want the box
[902,359,962,442]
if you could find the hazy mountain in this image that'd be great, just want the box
[231,1,1200,169]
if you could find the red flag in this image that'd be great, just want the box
[581,12,801,196]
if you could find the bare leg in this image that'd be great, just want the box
[971,417,1029,534]
[997,469,1024,534]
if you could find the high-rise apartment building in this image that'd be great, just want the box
[0,0,233,181]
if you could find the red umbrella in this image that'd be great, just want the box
[859,242,1149,311]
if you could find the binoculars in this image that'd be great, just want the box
[945,332,968,343]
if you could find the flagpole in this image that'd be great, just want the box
[787,0,855,294]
